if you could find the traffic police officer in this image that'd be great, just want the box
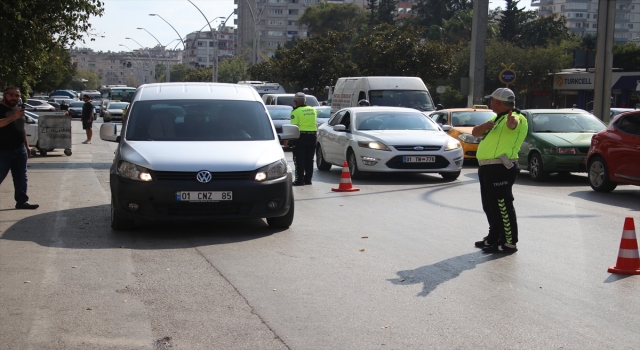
[289,92,317,186]
[471,88,527,253]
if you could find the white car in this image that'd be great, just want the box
[316,107,464,179]
[103,102,129,122]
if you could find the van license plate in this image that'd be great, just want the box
[403,156,435,163]
[176,191,232,202]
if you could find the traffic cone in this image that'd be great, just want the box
[332,161,360,192]
[608,217,640,275]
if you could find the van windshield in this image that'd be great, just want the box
[126,100,275,141]
[369,90,434,112]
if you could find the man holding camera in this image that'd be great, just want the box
[0,87,39,209]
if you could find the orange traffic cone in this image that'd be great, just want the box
[608,217,640,275]
[332,161,360,192]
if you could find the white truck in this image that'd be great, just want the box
[330,76,436,114]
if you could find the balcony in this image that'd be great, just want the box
[570,27,586,32]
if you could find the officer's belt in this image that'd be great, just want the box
[478,158,518,166]
[300,131,317,134]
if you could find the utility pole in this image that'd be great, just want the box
[468,0,490,107]
[593,0,616,123]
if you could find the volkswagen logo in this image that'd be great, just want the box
[196,170,212,183]
[413,146,424,151]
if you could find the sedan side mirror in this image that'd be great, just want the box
[333,124,346,132]
[441,125,452,132]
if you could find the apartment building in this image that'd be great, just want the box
[71,48,183,87]
[183,26,237,68]
[531,0,640,43]
[235,0,320,64]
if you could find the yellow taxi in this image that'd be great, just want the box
[429,107,496,159]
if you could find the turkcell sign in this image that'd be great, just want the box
[554,73,595,90]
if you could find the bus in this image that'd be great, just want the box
[81,90,101,101]
[99,85,137,103]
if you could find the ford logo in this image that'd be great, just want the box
[414,146,424,151]
[196,170,212,183]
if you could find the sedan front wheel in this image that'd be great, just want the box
[347,149,363,180]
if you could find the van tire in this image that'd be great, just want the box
[267,194,294,229]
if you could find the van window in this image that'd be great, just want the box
[125,100,275,142]
[369,90,434,112]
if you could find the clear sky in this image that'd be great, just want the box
[76,0,237,52]
[77,0,533,53]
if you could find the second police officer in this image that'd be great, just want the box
[289,92,317,186]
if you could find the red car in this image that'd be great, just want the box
[586,110,640,192]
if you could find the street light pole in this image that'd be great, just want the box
[149,14,186,50]
[125,37,155,84]
[244,0,268,65]
[214,12,234,83]
[187,0,218,82]
[137,27,166,84]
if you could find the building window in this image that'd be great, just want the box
[629,24,634,29]
[267,41,279,47]
[288,20,296,26]
[288,9,298,15]
[269,9,283,14]
[268,0,284,2]
[289,0,297,3]
[268,31,283,36]
[594,14,598,19]
[197,41,205,47]
[268,20,284,25]
[585,23,589,28]
[198,49,208,55]
[593,24,597,29]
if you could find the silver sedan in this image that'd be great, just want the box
[316,107,464,179]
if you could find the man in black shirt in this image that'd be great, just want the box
[0,87,39,209]
[81,94,94,144]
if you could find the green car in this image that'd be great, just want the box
[517,109,607,181]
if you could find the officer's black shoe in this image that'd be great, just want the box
[293,181,305,186]
[305,180,312,185]
[474,236,494,248]
[482,243,517,254]
[16,202,39,210]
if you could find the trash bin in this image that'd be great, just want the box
[38,114,72,156]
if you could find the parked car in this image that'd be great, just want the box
[316,106,463,179]
[314,106,332,128]
[586,110,640,192]
[49,97,74,106]
[91,101,101,118]
[101,99,117,115]
[24,111,39,147]
[102,102,129,122]
[430,107,496,160]
[49,90,78,99]
[27,99,52,107]
[610,108,635,120]
[518,109,607,181]
[99,82,299,230]
[66,101,85,118]
[23,103,55,112]
[47,102,61,110]
[265,105,292,133]
[263,94,320,107]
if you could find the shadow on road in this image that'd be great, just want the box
[569,189,640,212]
[0,205,287,250]
[388,251,510,297]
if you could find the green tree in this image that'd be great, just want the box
[218,56,250,83]
[377,0,398,25]
[613,43,640,71]
[498,0,535,43]
[169,63,188,82]
[155,63,167,82]
[275,31,358,95]
[247,59,282,84]
[518,14,572,47]
[411,0,472,32]
[352,24,459,83]
[69,68,99,91]
[0,0,104,88]
[184,67,213,82]
[297,3,367,37]
[31,45,76,93]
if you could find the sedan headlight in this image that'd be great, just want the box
[457,133,482,144]
[557,147,576,155]
[117,161,153,181]
[255,159,288,182]
[357,141,391,151]
[445,137,462,151]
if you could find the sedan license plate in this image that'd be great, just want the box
[403,156,435,163]
[176,191,232,202]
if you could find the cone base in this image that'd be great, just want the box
[332,187,360,192]
[608,266,640,275]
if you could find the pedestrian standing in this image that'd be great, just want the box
[288,92,318,186]
[60,100,69,111]
[471,88,527,253]
[81,94,94,144]
[0,87,39,209]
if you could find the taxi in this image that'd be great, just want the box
[429,106,496,159]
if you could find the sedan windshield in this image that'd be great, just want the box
[266,106,292,120]
[368,90,434,111]
[451,111,495,126]
[126,100,275,141]
[532,113,607,133]
[356,111,440,131]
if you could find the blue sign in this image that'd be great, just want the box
[500,69,516,85]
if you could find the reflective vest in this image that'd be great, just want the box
[476,110,528,160]
[290,105,317,132]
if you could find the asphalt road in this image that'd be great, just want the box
[1,120,639,349]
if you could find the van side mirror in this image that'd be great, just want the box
[100,123,120,142]
[279,124,300,140]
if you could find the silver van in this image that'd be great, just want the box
[100,83,300,230]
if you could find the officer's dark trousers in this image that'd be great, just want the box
[478,163,520,245]
[292,133,317,184]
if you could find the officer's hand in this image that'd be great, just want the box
[506,111,518,130]
[483,121,495,132]
[11,109,25,120]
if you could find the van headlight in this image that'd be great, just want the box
[117,161,153,181]
[255,159,288,182]
[445,137,462,151]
